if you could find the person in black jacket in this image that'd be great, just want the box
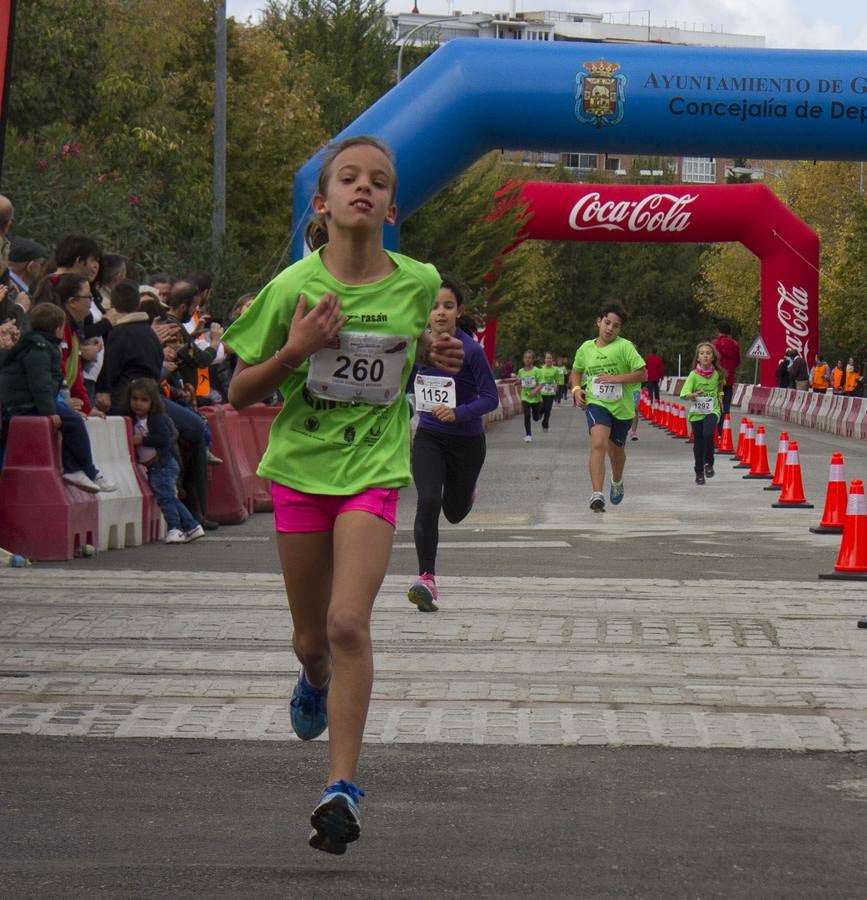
[0,302,115,491]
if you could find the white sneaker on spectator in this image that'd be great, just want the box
[165,529,187,544]
[62,471,100,493]
[185,524,205,542]
[93,473,118,492]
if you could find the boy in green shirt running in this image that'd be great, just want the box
[569,301,646,512]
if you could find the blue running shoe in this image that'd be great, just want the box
[609,480,625,505]
[309,780,364,855]
[289,668,329,741]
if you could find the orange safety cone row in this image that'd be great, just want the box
[764,431,790,491]
[731,418,747,459]
[819,479,867,581]
[733,420,754,469]
[810,453,848,534]
[771,439,814,509]
[718,414,734,453]
[744,424,773,479]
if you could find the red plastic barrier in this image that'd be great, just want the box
[235,403,281,512]
[201,405,249,525]
[747,386,772,415]
[0,416,98,560]
[221,406,262,515]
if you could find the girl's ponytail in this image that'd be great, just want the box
[305,214,329,251]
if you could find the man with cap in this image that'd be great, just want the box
[7,236,48,312]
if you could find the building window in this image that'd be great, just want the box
[682,157,716,183]
[565,153,598,171]
[604,157,621,172]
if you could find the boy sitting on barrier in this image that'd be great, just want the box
[0,302,116,491]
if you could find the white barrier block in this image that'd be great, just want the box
[85,416,144,551]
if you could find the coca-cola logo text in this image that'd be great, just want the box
[776,282,811,359]
[568,192,698,233]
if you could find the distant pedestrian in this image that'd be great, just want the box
[643,347,664,402]
[711,322,740,434]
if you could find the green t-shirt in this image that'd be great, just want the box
[221,248,439,495]
[680,370,723,422]
[555,365,567,386]
[517,366,544,403]
[572,336,645,421]
[539,364,559,397]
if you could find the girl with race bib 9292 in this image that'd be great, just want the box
[679,341,724,485]
[569,300,646,513]
[408,276,499,613]
[223,136,463,856]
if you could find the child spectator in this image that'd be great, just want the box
[0,302,116,491]
[123,377,204,544]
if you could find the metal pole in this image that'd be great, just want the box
[212,0,227,266]
[396,17,455,83]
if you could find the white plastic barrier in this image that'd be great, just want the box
[85,416,144,551]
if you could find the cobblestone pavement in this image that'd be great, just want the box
[1,569,864,751]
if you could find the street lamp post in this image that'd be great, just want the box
[395,15,492,83]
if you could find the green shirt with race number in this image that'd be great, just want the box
[679,370,723,423]
[221,248,439,495]
[572,336,645,421]
[538,364,559,397]
[517,366,544,404]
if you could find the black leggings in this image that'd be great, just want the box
[691,415,717,473]
[522,400,542,435]
[541,394,555,428]
[411,428,486,575]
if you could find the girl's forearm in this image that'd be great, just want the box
[229,353,300,409]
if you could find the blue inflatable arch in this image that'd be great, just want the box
[291,39,867,260]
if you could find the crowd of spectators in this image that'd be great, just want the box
[776,350,867,396]
[0,192,260,544]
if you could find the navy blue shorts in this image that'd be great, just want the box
[585,404,632,447]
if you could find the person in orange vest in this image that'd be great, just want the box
[831,359,845,394]
[810,353,831,393]
[843,357,860,395]
[185,272,227,405]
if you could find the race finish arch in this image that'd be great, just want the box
[513,181,817,386]
[291,39,867,384]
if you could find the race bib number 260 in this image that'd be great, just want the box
[307,332,410,405]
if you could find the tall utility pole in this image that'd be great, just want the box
[212,0,227,266]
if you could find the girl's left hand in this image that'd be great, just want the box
[430,405,456,423]
[428,333,463,374]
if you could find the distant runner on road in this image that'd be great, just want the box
[570,300,646,513]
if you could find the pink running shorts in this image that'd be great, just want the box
[272,482,399,533]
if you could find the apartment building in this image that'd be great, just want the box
[390,8,772,184]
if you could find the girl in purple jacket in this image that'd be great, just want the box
[408,276,499,611]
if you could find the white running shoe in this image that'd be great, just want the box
[523,435,532,443]
[93,473,118,492]
[62,471,100,493]
[165,528,187,544]
[589,491,606,512]
[184,524,205,542]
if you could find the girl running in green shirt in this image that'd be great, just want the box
[224,137,463,856]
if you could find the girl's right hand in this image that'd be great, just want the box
[282,293,346,363]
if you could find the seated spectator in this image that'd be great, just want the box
[35,273,104,419]
[102,284,215,527]
[0,302,116,491]
[123,377,204,545]
[102,280,165,412]
[7,236,48,311]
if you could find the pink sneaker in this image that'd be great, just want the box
[408,573,438,612]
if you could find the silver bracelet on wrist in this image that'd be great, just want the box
[273,352,296,372]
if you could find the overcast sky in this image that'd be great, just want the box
[225,1,867,50]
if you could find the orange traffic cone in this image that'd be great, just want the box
[734,420,754,469]
[718,414,734,453]
[731,418,747,459]
[764,431,789,491]
[744,425,773,479]
[771,439,814,509]
[819,479,867,581]
[810,453,848,534]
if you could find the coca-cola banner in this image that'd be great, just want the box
[517,182,818,387]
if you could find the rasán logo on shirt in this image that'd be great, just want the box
[575,58,626,129]
[343,313,389,324]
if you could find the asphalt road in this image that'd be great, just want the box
[3,398,867,898]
